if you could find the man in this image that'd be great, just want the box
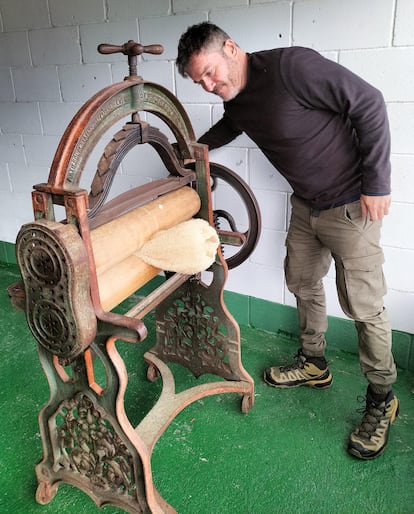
[176,22,398,460]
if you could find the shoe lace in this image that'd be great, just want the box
[355,395,386,438]
[279,352,306,373]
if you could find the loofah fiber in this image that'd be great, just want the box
[137,218,220,275]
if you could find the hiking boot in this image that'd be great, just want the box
[263,349,333,389]
[348,389,399,460]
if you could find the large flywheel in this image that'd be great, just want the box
[209,162,261,269]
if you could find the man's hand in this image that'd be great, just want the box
[360,194,391,221]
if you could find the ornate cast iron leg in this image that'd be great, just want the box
[34,341,175,514]
[148,261,255,414]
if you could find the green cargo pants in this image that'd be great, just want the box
[285,194,397,393]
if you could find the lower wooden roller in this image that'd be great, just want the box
[97,255,160,312]
[90,186,201,311]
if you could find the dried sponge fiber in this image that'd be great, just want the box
[137,218,220,275]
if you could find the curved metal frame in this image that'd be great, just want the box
[46,80,196,191]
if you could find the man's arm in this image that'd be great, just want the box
[198,115,242,149]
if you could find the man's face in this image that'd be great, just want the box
[186,40,243,101]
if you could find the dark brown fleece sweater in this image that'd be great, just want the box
[198,47,391,210]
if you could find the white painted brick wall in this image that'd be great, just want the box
[339,48,414,102]
[58,64,112,102]
[39,102,83,135]
[0,163,11,191]
[0,69,14,102]
[23,134,61,167]
[174,0,249,12]
[209,4,291,51]
[49,0,105,26]
[0,103,42,134]
[8,163,49,194]
[29,27,81,66]
[390,155,414,204]
[107,0,172,22]
[0,134,25,164]
[293,0,394,49]
[0,32,31,66]
[394,0,414,46]
[0,0,413,333]
[13,67,61,101]
[387,103,414,154]
[0,0,50,30]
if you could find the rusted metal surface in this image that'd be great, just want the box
[12,40,261,513]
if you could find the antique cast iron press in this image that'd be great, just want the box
[10,41,261,513]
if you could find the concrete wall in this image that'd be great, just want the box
[1,0,413,333]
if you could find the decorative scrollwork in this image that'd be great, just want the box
[19,228,64,287]
[16,220,96,360]
[158,286,231,374]
[32,300,72,353]
[17,224,78,357]
[55,394,136,496]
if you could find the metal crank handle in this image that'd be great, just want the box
[98,41,164,56]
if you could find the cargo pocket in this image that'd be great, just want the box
[337,252,386,319]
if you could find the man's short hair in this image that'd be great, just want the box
[176,22,230,77]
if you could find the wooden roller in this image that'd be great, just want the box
[90,186,201,311]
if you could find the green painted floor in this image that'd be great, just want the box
[1,262,413,514]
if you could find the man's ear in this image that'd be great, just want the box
[223,38,238,57]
